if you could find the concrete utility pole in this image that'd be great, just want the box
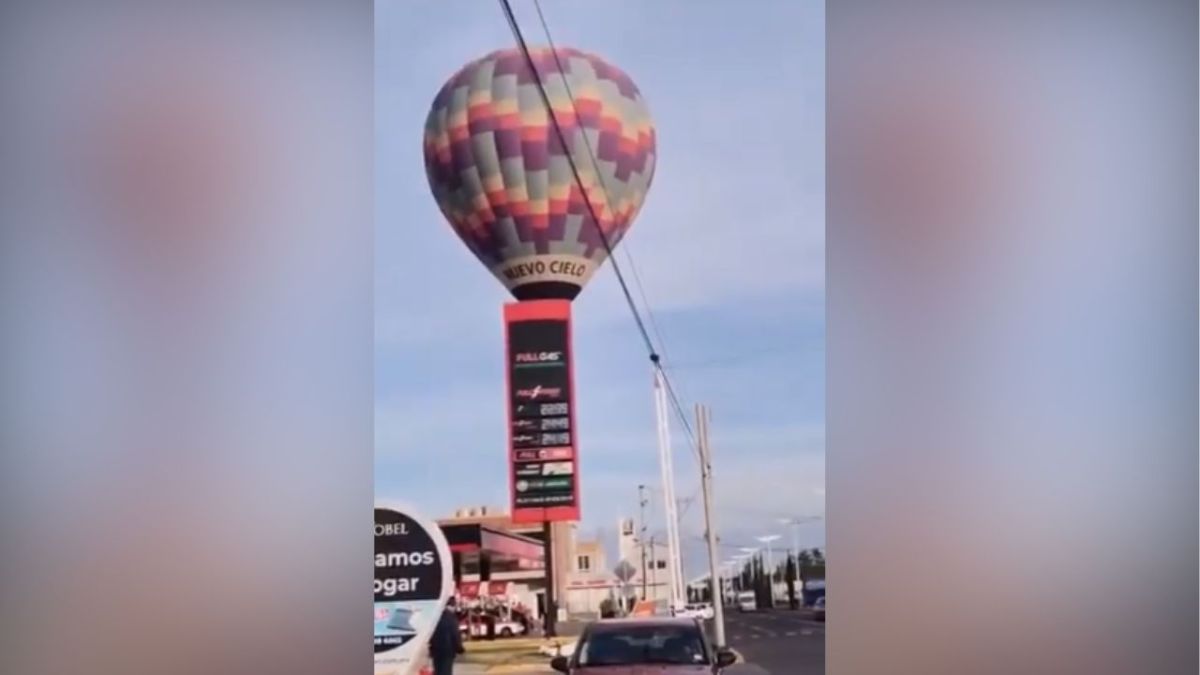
[639,485,649,600]
[696,403,727,648]
[652,366,685,611]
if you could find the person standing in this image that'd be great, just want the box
[429,598,464,675]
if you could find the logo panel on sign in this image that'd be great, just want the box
[506,316,578,515]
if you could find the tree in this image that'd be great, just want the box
[809,548,825,566]
[785,554,798,609]
[754,556,769,608]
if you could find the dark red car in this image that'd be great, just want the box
[550,617,738,674]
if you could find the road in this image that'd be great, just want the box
[720,608,825,675]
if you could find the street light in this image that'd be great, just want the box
[756,535,782,606]
[756,535,781,574]
[735,550,758,569]
[778,515,824,558]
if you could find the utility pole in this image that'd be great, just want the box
[789,523,800,562]
[638,485,649,600]
[652,364,685,611]
[696,403,727,649]
[649,534,658,591]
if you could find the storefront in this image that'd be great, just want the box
[440,523,548,625]
[441,523,545,580]
[564,578,623,617]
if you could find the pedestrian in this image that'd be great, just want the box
[429,597,464,675]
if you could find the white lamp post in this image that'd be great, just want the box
[756,535,781,606]
[756,535,781,576]
[777,515,824,559]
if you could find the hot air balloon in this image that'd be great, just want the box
[423,46,656,301]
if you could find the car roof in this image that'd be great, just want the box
[587,617,700,631]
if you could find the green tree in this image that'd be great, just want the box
[785,554,798,609]
[809,548,825,566]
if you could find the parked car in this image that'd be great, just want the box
[550,618,737,674]
[813,596,825,622]
[736,591,758,613]
[459,618,527,638]
[676,603,715,621]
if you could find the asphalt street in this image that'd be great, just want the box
[721,609,825,675]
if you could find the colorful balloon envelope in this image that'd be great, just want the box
[423,46,656,301]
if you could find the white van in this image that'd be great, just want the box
[736,591,758,613]
[677,603,715,620]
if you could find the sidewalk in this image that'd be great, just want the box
[458,638,559,674]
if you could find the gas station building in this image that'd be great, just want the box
[438,506,675,621]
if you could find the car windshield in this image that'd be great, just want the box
[577,624,710,667]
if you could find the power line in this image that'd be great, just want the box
[668,344,817,371]
[678,487,700,520]
[640,483,701,522]
[498,0,700,460]
[496,0,650,354]
[526,0,699,452]
[527,0,661,335]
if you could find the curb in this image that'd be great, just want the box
[464,638,549,652]
[485,665,554,674]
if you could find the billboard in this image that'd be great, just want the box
[504,300,580,523]
[374,502,454,675]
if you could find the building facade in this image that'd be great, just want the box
[615,517,675,608]
[437,508,680,621]
[562,537,618,617]
[438,505,576,622]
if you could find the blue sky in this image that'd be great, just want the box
[376,1,825,571]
